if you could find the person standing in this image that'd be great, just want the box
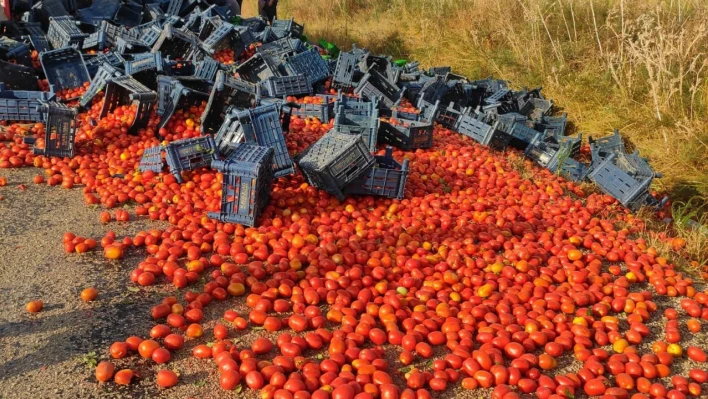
[259,0,277,24]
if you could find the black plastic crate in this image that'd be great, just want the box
[33,101,78,158]
[557,157,591,182]
[208,143,274,227]
[418,75,450,105]
[484,88,511,104]
[589,129,625,158]
[359,53,398,85]
[255,37,301,58]
[200,22,254,60]
[260,74,311,97]
[164,135,218,183]
[295,131,376,201]
[0,87,55,122]
[47,16,88,49]
[470,77,508,93]
[434,101,472,130]
[495,114,540,149]
[255,26,279,44]
[284,48,330,85]
[379,119,433,150]
[235,53,281,83]
[290,101,332,122]
[416,98,440,123]
[23,22,51,53]
[535,113,567,140]
[400,74,431,103]
[343,146,409,200]
[238,16,267,33]
[588,152,657,211]
[519,97,552,121]
[113,1,142,27]
[81,20,124,51]
[455,115,510,151]
[0,60,38,91]
[115,37,151,54]
[237,103,294,178]
[39,47,91,96]
[135,22,164,48]
[151,24,198,61]
[524,133,581,171]
[123,52,195,89]
[354,70,404,108]
[331,51,360,90]
[139,144,165,173]
[201,70,259,135]
[81,62,123,109]
[0,37,31,66]
[214,105,245,158]
[333,111,380,153]
[194,56,222,82]
[83,51,125,77]
[156,76,212,130]
[427,66,451,76]
[270,18,304,39]
[99,75,157,135]
[76,0,120,25]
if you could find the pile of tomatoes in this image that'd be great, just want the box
[1,90,707,399]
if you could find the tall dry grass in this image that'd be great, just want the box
[252,0,708,203]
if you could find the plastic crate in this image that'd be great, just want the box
[164,135,218,183]
[138,144,165,173]
[455,115,511,151]
[235,53,281,83]
[333,94,378,118]
[354,70,404,108]
[470,77,508,93]
[359,53,397,85]
[495,113,540,149]
[235,104,294,178]
[194,56,222,82]
[535,113,567,140]
[115,37,151,55]
[333,111,380,153]
[134,22,164,48]
[428,66,451,76]
[255,26,279,44]
[260,74,311,97]
[238,16,267,33]
[524,133,581,170]
[201,70,259,135]
[208,143,274,227]
[123,52,192,89]
[39,47,91,97]
[519,97,552,121]
[151,24,198,61]
[113,1,143,27]
[33,102,78,158]
[484,88,511,104]
[331,51,360,90]
[343,146,408,199]
[83,51,125,77]
[22,23,51,53]
[76,0,120,24]
[214,106,245,157]
[47,16,88,50]
[0,60,38,91]
[589,129,625,158]
[166,0,182,16]
[434,102,472,130]
[199,22,243,58]
[82,20,124,51]
[295,131,376,201]
[99,75,157,135]
[588,152,656,211]
[0,87,55,122]
[79,63,123,108]
[255,37,301,58]
[284,48,330,85]
[418,75,450,105]
[270,18,304,39]
[379,119,433,150]
[0,37,31,66]
[156,76,212,130]
[556,157,590,182]
[290,101,332,122]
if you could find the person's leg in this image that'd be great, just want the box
[258,0,268,19]
[267,6,276,24]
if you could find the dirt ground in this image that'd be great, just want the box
[1,166,706,399]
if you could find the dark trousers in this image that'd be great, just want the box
[258,1,277,24]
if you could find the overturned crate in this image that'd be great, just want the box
[23,23,51,53]
[47,16,89,49]
[354,70,404,108]
[0,86,55,122]
[99,76,157,135]
[519,96,552,122]
[214,106,245,158]
[238,104,294,178]
[290,98,334,122]
[235,53,283,84]
[138,144,165,174]
[535,113,567,140]
[201,71,259,135]
[260,74,311,97]
[343,146,409,200]
[199,22,254,61]
[270,18,304,39]
[333,111,380,153]
[165,135,218,183]
[588,150,661,211]
[296,131,376,201]
[455,115,511,151]
[208,143,274,227]
[82,20,124,51]
[29,102,78,158]
[589,129,625,158]
[80,63,124,109]
[0,60,39,91]
[331,51,361,91]
[378,119,433,150]
[39,47,91,99]
[156,76,212,130]
[83,51,125,78]
[151,24,199,61]
[284,48,330,85]
[524,133,582,171]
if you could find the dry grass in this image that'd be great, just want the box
[260,0,708,202]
